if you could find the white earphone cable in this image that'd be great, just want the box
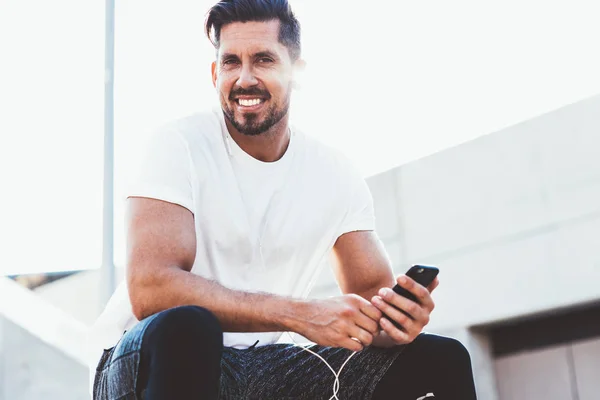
[285,332,358,400]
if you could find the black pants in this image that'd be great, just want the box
[137,306,476,399]
[372,332,477,399]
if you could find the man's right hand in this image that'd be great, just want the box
[291,294,383,351]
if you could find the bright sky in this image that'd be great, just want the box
[1,0,599,275]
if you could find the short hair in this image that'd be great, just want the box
[205,0,301,61]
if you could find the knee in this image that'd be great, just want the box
[414,334,472,367]
[440,336,471,365]
[145,306,223,352]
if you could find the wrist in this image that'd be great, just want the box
[280,298,312,333]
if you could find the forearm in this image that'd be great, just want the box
[128,265,302,332]
[353,276,394,304]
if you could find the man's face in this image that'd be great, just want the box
[212,20,296,136]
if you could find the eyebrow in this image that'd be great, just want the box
[254,51,279,61]
[220,52,239,60]
[220,50,280,61]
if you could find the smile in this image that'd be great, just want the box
[236,98,264,107]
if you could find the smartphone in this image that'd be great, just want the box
[392,265,439,304]
[384,265,439,329]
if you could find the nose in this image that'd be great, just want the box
[236,63,259,88]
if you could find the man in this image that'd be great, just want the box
[89,0,477,398]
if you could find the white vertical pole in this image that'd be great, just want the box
[102,0,116,307]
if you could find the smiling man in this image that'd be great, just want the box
[89,1,477,399]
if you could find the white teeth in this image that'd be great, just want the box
[238,98,262,106]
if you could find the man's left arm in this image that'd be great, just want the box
[331,230,439,348]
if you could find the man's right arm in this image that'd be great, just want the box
[126,196,300,332]
[127,197,380,351]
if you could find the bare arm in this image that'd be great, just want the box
[331,230,396,302]
[128,197,387,351]
[126,197,300,332]
[331,230,438,347]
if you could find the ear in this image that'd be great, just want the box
[291,58,306,90]
[211,61,217,88]
[294,58,307,70]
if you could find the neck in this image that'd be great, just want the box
[224,114,291,162]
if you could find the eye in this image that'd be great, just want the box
[258,57,274,63]
[223,58,239,65]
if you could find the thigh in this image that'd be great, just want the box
[219,348,249,400]
[373,333,476,400]
[93,314,160,400]
[241,343,405,400]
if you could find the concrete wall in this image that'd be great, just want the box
[364,94,600,329]
[373,94,600,398]
[0,317,88,400]
[0,277,90,400]
[311,94,600,398]
[572,336,600,400]
[314,94,600,326]
[495,336,600,400]
[34,267,126,326]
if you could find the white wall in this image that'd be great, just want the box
[0,318,88,400]
[495,336,600,400]
[360,94,600,331]
[398,97,600,329]
[315,94,600,326]
[311,94,600,398]
[495,343,574,400]
[0,278,90,400]
[572,337,600,400]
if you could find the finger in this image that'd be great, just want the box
[348,324,375,347]
[341,336,364,352]
[378,287,427,322]
[395,276,435,312]
[347,294,381,334]
[427,277,439,293]
[355,312,380,336]
[379,317,410,344]
[371,295,415,331]
[358,302,383,333]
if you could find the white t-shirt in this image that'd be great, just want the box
[86,108,375,378]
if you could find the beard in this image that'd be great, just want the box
[222,85,292,136]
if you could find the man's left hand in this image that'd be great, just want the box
[371,275,439,345]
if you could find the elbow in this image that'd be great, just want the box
[130,297,150,321]
[127,267,155,321]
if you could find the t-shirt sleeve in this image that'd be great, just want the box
[126,127,194,213]
[337,165,376,236]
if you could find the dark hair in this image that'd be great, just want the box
[205,0,301,61]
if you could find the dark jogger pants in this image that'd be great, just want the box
[93,306,476,400]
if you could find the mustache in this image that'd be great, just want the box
[229,87,271,101]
